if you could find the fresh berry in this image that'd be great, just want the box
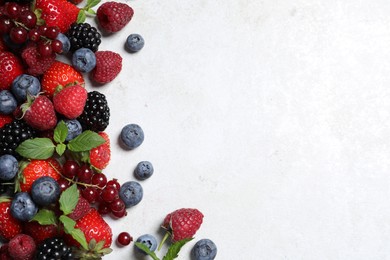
[134,161,153,180]
[72,48,96,72]
[97,2,134,33]
[76,164,93,183]
[191,239,217,260]
[21,95,57,131]
[77,91,110,132]
[120,123,144,150]
[8,234,36,260]
[0,36,7,52]
[23,221,58,245]
[89,132,110,170]
[81,187,99,203]
[68,195,90,221]
[0,119,36,157]
[55,32,70,53]
[162,208,204,242]
[0,243,11,259]
[0,199,22,241]
[109,198,125,212]
[101,185,118,203]
[62,160,79,178]
[119,181,143,208]
[0,90,17,114]
[35,237,74,260]
[41,61,84,98]
[0,114,12,128]
[126,33,144,52]
[11,74,41,103]
[117,232,132,246]
[91,51,122,84]
[91,172,107,188]
[53,84,87,119]
[31,176,60,206]
[0,51,23,90]
[0,154,18,181]
[66,23,101,52]
[63,119,82,141]
[135,234,157,253]
[21,43,56,76]
[106,178,120,191]
[10,192,38,221]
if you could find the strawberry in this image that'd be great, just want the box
[0,51,23,91]
[162,208,203,242]
[68,195,90,221]
[41,61,85,98]
[23,221,58,245]
[21,95,57,131]
[53,84,87,119]
[35,0,80,33]
[89,132,110,170]
[0,199,23,241]
[0,114,12,128]
[91,51,122,84]
[96,2,134,33]
[17,158,62,193]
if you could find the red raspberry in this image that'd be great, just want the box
[97,2,134,33]
[21,43,56,76]
[91,51,122,84]
[8,234,36,260]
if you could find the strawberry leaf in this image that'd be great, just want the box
[77,10,86,23]
[15,138,55,159]
[134,242,160,260]
[56,143,67,156]
[31,209,57,225]
[71,227,89,250]
[162,238,193,260]
[54,120,68,144]
[67,130,105,152]
[59,184,79,215]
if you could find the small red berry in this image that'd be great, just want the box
[117,232,132,246]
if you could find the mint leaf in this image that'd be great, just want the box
[59,215,76,234]
[59,184,79,215]
[71,228,88,250]
[134,242,160,260]
[77,10,86,23]
[15,138,55,159]
[54,120,68,144]
[67,130,105,152]
[86,8,96,15]
[86,0,100,8]
[162,238,193,260]
[31,209,57,225]
[56,143,66,156]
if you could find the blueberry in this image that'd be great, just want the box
[0,154,18,181]
[191,239,217,260]
[63,119,82,141]
[56,33,71,53]
[126,34,145,53]
[120,124,144,150]
[119,181,143,208]
[72,48,96,73]
[31,176,60,206]
[135,234,157,254]
[11,74,41,102]
[0,90,17,114]
[10,192,38,221]
[134,161,154,180]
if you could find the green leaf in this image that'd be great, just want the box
[54,120,68,144]
[15,138,55,159]
[162,238,193,260]
[71,228,88,250]
[67,130,105,152]
[59,184,79,215]
[59,215,76,234]
[86,8,96,15]
[134,242,160,260]
[31,209,57,225]
[56,143,67,156]
[86,0,100,8]
[77,10,86,23]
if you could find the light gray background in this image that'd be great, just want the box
[89,0,390,259]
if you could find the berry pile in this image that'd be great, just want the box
[0,0,215,259]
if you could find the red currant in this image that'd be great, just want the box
[37,40,53,56]
[101,186,118,203]
[82,187,99,203]
[109,198,125,212]
[91,173,107,188]
[98,202,110,215]
[51,39,63,53]
[18,10,37,28]
[106,178,120,191]
[5,2,20,19]
[10,27,27,44]
[57,178,71,192]
[0,16,13,34]
[77,164,94,183]
[44,26,59,39]
[28,28,40,42]
[112,207,127,218]
[117,232,132,246]
[63,160,79,178]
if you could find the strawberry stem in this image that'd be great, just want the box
[158,232,170,251]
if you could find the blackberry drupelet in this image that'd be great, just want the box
[36,237,75,260]
[66,23,102,52]
[0,120,36,157]
[77,91,110,132]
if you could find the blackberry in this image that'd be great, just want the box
[36,237,75,260]
[66,23,102,52]
[77,91,110,132]
[0,120,36,157]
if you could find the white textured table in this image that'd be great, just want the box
[93,0,390,259]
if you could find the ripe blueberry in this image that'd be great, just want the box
[0,90,17,114]
[191,239,217,260]
[11,192,38,221]
[126,34,144,53]
[119,181,143,208]
[31,176,60,206]
[134,161,154,180]
[120,124,144,150]
[135,234,157,254]
[72,48,96,73]
[0,154,18,181]
[11,74,41,103]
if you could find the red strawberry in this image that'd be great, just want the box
[53,85,87,119]
[35,0,80,33]
[41,61,85,98]
[0,51,23,90]
[0,199,22,241]
[0,114,13,128]
[23,221,58,245]
[21,95,57,131]
[162,208,203,242]
[91,51,122,84]
[21,43,56,76]
[96,2,134,33]
[68,195,91,221]
[8,234,36,260]
[17,158,62,193]
[90,132,110,170]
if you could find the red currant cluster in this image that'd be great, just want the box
[60,160,127,219]
[0,2,63,55]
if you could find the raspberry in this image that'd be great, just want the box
[21,43,56,76]
[96,2,134,33]
[91,51,122,84]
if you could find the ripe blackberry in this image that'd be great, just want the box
[0,119,36,157]
[36,237,75,260]
[77,91,110,132]
[66,23,102,52]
